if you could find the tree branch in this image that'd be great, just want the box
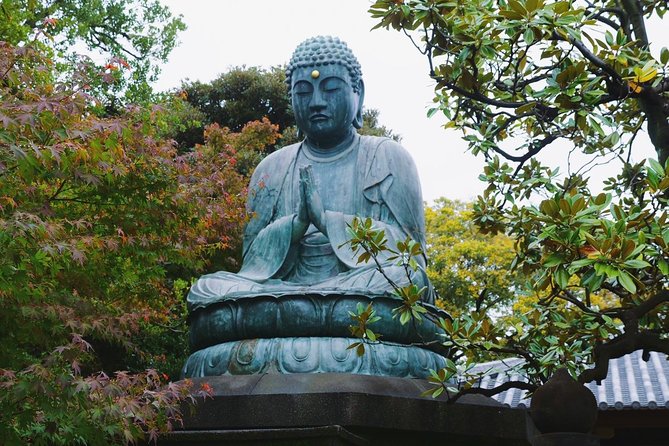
[620,0,649,46]
[578,289,669,384]
[586,7,624,30]
[556,289,603,318]
[488,134,558,163]
[651,78,669,95]
[578,330,669,384]
[630,289,669,319]
[552,31,623,83]
[431,76,526,109]
[449,380,537,403]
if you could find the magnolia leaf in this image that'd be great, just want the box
[554,267,569,289]
[623,259,651,269]
[617,270,637,293]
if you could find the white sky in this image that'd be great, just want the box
[154,0,664,204]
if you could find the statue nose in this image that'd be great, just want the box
[309,90,327,110]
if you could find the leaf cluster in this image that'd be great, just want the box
[1,0,186,108]
[369,0,669,400]
[0,40,266,444]
[370,0,669,165]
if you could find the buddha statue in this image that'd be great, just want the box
[183,36,447,378]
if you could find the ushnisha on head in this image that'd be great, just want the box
[287,36,365,149]
[286,36,363,94]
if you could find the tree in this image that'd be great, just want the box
[368,1,669,395]
[182,66,293,134]
[370,0,669,164]
[1,0,186,107]
[177,66,401,151]
[425,198,519,316]
[0,36,279,443]
[358,108,403,141]
[178,66,293,150]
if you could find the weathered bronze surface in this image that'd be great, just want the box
[184,36,440,378]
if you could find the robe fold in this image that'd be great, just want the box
[188,135,433,310]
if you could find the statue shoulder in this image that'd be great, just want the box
[359,135,417,170]
[247,141,301,208]
[360,135,412,156]
[252,141,301,177]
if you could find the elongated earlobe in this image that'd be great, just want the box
[352,80,365,129]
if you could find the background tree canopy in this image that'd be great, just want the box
[1,0,186,108]
[425,198,519,316]
[370,0,669,393]
[176,65,401,153]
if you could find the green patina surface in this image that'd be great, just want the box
[184,36,440,378]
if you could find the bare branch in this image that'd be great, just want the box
[579,331,669,384]
[579,290,669,384]
[488,134,558,163]
[556,290,603,318]
[650,78,669,95]
[586,7,624,30]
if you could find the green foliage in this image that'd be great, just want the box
[369,0,669,397]
[348,302,382,356]
[358,108,402,142]
[179,66,401,154]
[344,217,430,354]
[425,198,519,316]
[370,0,669,163]
[1,0,185,107]
[0,39,275,443]
[179,66,293,150]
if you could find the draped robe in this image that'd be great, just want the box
[187,135,433,310]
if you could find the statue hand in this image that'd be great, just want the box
[300,165,326,233]
[296,169,309,225]
[291,168,310,242]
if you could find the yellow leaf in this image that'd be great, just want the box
[638,67,657,83]
[628,80,642,94]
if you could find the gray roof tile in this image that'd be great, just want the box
[471,350,669,410]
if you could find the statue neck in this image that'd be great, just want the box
[304,128,357,158]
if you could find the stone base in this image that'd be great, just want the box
[530,432,600,446]
[162,425,368,446]
[163,373,530,445]
[160,426,369,446]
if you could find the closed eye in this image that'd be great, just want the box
[321,77,345,92]
[293,81,313,95]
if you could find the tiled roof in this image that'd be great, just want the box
[470,350,669,410]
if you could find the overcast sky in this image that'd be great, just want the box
[154,0,662,204]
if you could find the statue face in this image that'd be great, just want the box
[291,64,360,147]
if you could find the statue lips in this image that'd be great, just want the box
[309,113,329,123]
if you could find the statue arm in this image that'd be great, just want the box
[238,215,295,281]
[239,147,305,281]
[326,138,427,270]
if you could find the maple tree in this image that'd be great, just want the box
[0,30,279,442]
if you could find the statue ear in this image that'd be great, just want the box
[352,79,365,129]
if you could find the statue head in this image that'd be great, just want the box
[286,36,365,148]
